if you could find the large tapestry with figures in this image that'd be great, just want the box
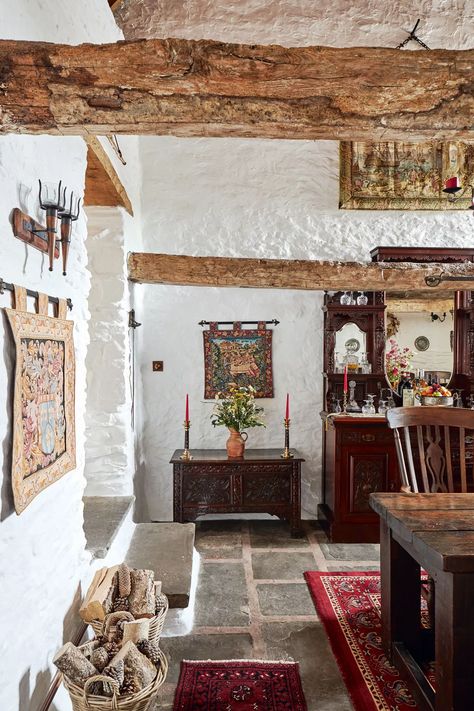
[340,141,474,210]
[203,323,273,399]
[5,297,75,514]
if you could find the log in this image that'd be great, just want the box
[128,569,156,618]
[80,566,119,623]
[127,253,474,292]
[103,611,134,641]
[108,641,156,692]
[121,618,151,645]
[53,643,97,687]
[0,38,473,140]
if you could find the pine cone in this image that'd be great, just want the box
[113,596,130,612]
[91,646,109,673]
[137,639,161,668]
[118,562,132,598]
[120,675,138,696]
[155,593,167,614]
[104,659,125,687]
[104,641,120,660]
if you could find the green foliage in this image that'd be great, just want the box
[211,386,266,432]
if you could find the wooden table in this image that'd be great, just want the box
[370,492,474,711]
[171,448,304,536]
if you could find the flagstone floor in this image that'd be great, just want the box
[155,520,380,710]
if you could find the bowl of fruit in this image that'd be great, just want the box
[418,384,453,407]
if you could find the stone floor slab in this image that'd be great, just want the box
[194,562,249,627]
[320,542,380,561]
[249,520,311,548]
[125,522,195,608]
[262,621,353,710]
[252,551,316,580]
[194,521,243,559]
[160,633,254,684]
[257,583,316,617]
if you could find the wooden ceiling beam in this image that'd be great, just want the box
[84,136,133,215]
[127,253,474,292]
[0,39,473,140]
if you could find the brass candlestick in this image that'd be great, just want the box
[281,417,294,459]
[343,391,348,414]
[180,420,193,460]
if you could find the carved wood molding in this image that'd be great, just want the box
[0,39,473,139]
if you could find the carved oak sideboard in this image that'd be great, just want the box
[318,416,400,543]
[171,448,304,536]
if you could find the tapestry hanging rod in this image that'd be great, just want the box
[0,278,73,310]
[199,319,280,327]
[425,273,474,287]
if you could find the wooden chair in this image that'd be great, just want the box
[386,406,474,623]
[386,407,474,494]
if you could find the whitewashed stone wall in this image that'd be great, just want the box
[0,3,129,710]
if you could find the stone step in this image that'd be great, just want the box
[83,496,134,559]
[125,523,195,609]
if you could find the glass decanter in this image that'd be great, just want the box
[357,291,368,306]
[334,399,342,414]
[378,399,388,415]
[340,291,352,305]
[362,394,376,415]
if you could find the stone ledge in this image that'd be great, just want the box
[125,523,195,608]
[83,496,134,559]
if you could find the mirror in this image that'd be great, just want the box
[385,292,455,391]
[334,323,368,373]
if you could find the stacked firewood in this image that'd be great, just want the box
[53,563,165,697]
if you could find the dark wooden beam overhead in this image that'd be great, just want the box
[0,39,473,140]
[84,136,133,215]
[127,253,474,291]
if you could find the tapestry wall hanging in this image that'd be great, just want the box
[5,286,76,514]
[339,141,474,210]
[203,322,273,399]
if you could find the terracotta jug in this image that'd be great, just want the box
[226,428,248,458]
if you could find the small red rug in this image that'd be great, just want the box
[304,571,434,711]
[173,660,308,710]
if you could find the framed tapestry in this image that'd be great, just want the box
[339,141,474,210]
[5,287,76,514]
[204,322,273,399]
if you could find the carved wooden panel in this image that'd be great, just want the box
[349,453,389,513]
[243,474,290,504]
[341,428,394,445]
[183,475,231,504]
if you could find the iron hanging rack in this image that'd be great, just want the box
[425,273,474,288]
[199,319,280,327]
[0,278,73,310]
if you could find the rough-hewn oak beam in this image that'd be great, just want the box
[127,253,474,292]
[0,39,473,139]
[84,136,133,215]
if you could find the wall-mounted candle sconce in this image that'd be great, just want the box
[443,177,474,211]
[11,180,81,276]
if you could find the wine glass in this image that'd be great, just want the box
[334,399,342,414]
[378,400,388,415]
[340,291,352,305]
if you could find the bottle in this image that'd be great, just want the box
[400,376,414,407]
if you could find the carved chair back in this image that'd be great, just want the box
[386,407,474,493]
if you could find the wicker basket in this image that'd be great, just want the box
[90,594,169,644]
[62,646,168,711]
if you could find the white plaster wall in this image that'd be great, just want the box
[393,311,454,372]
[136,135,474,521]
[0,2,132,709]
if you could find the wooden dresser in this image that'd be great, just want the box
[319,415,400,543]
[171,448,304,536]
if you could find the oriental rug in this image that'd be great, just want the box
[304,571,435,711]
[173,660,307,711]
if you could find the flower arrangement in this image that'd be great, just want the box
[385,339,414,387]
[211,385,266,433]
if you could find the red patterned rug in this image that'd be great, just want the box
[173,660,308,710]
[304,571,435,711]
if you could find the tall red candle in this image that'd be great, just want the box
[185,394,189,422]
[285,393,290,420]
[343,365,348,393]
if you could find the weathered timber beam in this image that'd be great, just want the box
[127,253,474,292]
[84,136,133,215]
[0,39,473,140]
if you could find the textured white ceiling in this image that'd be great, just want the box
[114,0,473,49]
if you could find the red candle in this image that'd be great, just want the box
[285,393,290,420]
[185,394,189,422]
[343,365,348,393]
[445,176,459,189]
